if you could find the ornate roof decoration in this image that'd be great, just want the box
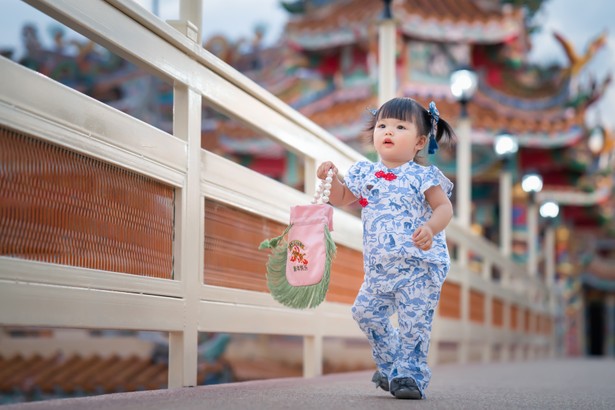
[395,1,523,43]
[284,0,523,50]
[554,31,608,78]
[284,0,375,50]
[477,76,570,111]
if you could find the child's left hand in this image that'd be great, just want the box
[412,225,434,251]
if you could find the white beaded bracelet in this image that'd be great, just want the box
[311,168,334,204]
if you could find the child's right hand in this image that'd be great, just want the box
[317,161,338,180]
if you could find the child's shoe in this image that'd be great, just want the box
[371,371,389,391]
[389,377,422,400]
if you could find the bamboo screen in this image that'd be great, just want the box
[439,282,461,319]
[469,289,485,323]
[0,127,174,278]
[492,298,504,327]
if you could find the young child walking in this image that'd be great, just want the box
[317,97,455,400]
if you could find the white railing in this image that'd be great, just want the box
[0,0,556,389]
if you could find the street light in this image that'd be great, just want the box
[588,126,609,170]
[540,201,560,219]
[521,173,543,200]
[450,67,478,231]
[588,127,605,155]
[494,132,518,257]
[450,68,478,114]
[540,201,559,318]
[522,172,543,277]
[494,133,519,158]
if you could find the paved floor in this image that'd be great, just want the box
[5,359,615,410]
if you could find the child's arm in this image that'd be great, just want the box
[316,161,358,207]
[412,185,453,251]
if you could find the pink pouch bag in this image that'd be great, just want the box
[286,204,334,286]
[259,171,336,309]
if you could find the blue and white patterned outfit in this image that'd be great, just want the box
[344,160,453,396]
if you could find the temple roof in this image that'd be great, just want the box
[396,0,523,43]
[285,0,524,50]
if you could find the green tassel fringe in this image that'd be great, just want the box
[259,225,336,309]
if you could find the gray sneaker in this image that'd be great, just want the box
[390,377,422,400]
[371,371,389,392]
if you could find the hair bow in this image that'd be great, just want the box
[427,101,440,154]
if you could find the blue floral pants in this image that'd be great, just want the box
[351,263,446,395]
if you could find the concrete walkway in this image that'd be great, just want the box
[5,359,615,410]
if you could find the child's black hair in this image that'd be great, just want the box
[365,97,456,162]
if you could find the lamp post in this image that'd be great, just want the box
[449,68,478,365]
[450,68,478,230]
[588,126,605,153]
[540,201,559,291]
[494,132,518,257]
[540,200,559,357]
[378,0,396,106]
[522,173,543,277]
[588,126,607,170]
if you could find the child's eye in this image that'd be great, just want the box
[377,123,386,128]
[397,125,406,130]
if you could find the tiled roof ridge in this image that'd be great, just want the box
[396,2,522,43]
[476,73,570,110]
[472,91,577,123]
[285,0,522,49]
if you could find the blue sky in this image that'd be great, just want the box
[527,0,614,128]
[1,0,613,127]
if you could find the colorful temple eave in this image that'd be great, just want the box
[285,0,523,50]
[396,13,522,44]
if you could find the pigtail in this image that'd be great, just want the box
[434,116,456,147]
[426,101,456,155]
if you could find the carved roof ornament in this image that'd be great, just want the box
[553,31,608,78]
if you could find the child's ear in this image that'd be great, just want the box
[416,135,428,149]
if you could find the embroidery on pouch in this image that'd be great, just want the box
[288,239,309,271]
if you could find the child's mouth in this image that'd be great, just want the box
[383,138,393,146]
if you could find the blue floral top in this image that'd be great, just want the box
[344,160,453,285]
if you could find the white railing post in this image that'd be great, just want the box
[527,201,539,279]
[167,0,202,42]
[482,261,493,362]
[545,225,556,329]
[459,268,470,363]
[455,113,472,268]
[502,299,511,361]
[180,0,202,40]
[500,169,513,257]
[168,84,203,388]
[519,305,527,360]
[304,334,324,377]
[528,305,536,360]
[305,158,317,198]
[167,2,204,388]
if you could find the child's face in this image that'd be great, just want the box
[373,117,427,168]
